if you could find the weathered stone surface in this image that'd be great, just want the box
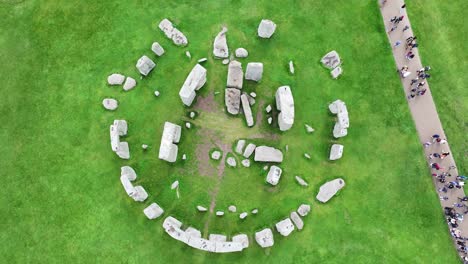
[186,227,202,238]
[239,212,248,219]
[305,124,315,133]
[255,228,274,248]
[216,211,225,216]
[158,122,182,163]
[209,234,227,242]
[228,205,237,213]
[171,180,179,190]
[226,60,243,89]
[266,165,282,186]
[123,77,137,91]
[121,166,137,181]
[241,94,254,127]
[247,95,255,106]
[179,64,207,106]
[275,86,294,131]
[245,62,263,82]
[265,104,272,113]
[295,176,308,187]
[331,66,342,79]
[289,60,294,74]
[329,144,344,160]
[103,98,118,110]
[275,218,294,236]
[297,204,311,217]
[321,50,341,69]
[107,73,125,85]
[213,27,229,58]
[316,178,345,203]
[211,150,221,160]
[158,19,188,46]
[197,206,208,212]
[226,157,237,167]
[251,209,258,214]
[258,19,277,38]
[132,186,148,202]
[243,143,256,158]
[235,140,246,154]
[329,99,346,114]
[116,142,130,159]
[333,122,348,138]
[235,48,248,58]
[136,56,156,76]
[225,88,241,115]
[254,146,283,162]
[144,203,164,219]
[232,234,249,249]
[241,159,250,167]
[151,42,165,56]
[290,212,303,230]
[114,120,128,136]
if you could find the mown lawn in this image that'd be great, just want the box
[0,0,463,263]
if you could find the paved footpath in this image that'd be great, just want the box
[379,0,466,261]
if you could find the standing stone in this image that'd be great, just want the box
[257,19,277,38]
[266,166,282,186]
[102,98,118,110]
[120,166,137,181]
[241,159,251,167]
[179,64,207,106]
[213,27,229,58]
[232,234,249,249]
[211,150,221,160]
[222,59,230,65]
[289,60,294,74]
[316,178,345,203]
[239,212,248,219]
[297,204,311,217]
[255,228,274,248]
[216,211,225,216]
[151,42,165,56]
[295,176,308,187]
[123,77,137,91]
[136,56,156,76]
[226,157,237,167]
[241,94,254,127]
[143,203,164,220]
[254,146,283,163]
[225,88,241,115]
[235,48,249,58]
[275,86,295,131]
[290,212,303,230]
[209,234,227,242]
[235,140,246,154]
[186,227,202,238]
[275,218,295,236]
[243,143,256,158]
[329,144,344,160]
[321,50,341,69]
[107,73,125,85]
[226,60,243,89]
[245,62,263,82]
[331,66,342,79]
[197,206,208,212]
[228,205,237,213]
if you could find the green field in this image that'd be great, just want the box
[1,0,465,263]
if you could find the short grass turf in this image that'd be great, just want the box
[0,0,463,263]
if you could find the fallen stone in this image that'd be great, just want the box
[123,77,137,91]
[289,60,294,74]
[222,59,230,65]
[290,212,303,230]
[228,205,237,213]
[267,117,273,124]
[171,181,179,190]
[158,19,188,46]
[226,157,237,167]
[158,122,182,163]
[331,66,342,79]
[154,90,160,97]
[254,146,283,162]
[198,58,207,63]
[209,234,227,242]
[239,212,248,219]
[213,27,229,58]
[235,140,246,154]
[211,150,221,160]
[245,62,263,82]
[235,48,248,58]
[151,42,165,56]
[255,228,274,248]
[247,95,255,106]
[275,218,294,236]
[266,165,282,186]
[197,206,208,212]
[179,64,207,106]
[265,105,272,113]
[102,98,118,110]
[304,153,311,159]
[305,124,315,133]
[243,143,256,158]
[275,86,295,131]
[258,19,277,38]
[216,211,225,216]
[142,144,148,150]
[321,50,341,69]
[241,159,251,167]
[144,203,164,220]
[107,73,125,85]
[241,94,254,127]
[251,209,258,214]
[225,88,241,115]
[136,56,156,76]
[227,60,243,89]
[297,204,311,217]
[295,176,308,187]
[250,92,257,98]
[316,178,345,203]
[121,166,137,181]
[329,144,344,160]
[232,234,249,249]
[185,51,191,59]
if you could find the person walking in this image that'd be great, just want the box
[400,4,406,14]
[441,151,450,159]
[417,89,427,96]
[394,40,402,48]
[403,25,410,32]
[423,141,432,148]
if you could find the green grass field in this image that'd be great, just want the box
[1,0,465,263]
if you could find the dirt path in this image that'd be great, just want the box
[379,0,465,260]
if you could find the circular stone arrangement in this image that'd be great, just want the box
[104,18,350,253]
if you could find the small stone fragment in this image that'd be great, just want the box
[171,180,179,190]
[289,60,295,74]
[190,112,196,119]
[182,154,187,160]
[305,124,315,133]
[250,92,257,98]
[251,209,258,214]
[304,153,311,159]
[211,150,221,160]
[295,176,308,187]
[154,90,160,97]
[263,165,269,171]
[198,58,207,63]
[185,122,191,129]
[197,206,208,212]
[107,73,125,85]
[266,105,272,113]
[222,59,230,65]
[241,159,251,167]
[228,205,237,213]
[267,117,273,124]
[142,144,148,150]
[151,42,165,56]
[102,98,118,110]
[227,157,237,167]
[297,204,311,217]
[185,51,191,59]
[216,211,225,216]
[240,212,248,219]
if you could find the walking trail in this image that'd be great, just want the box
[379,0,465,260]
